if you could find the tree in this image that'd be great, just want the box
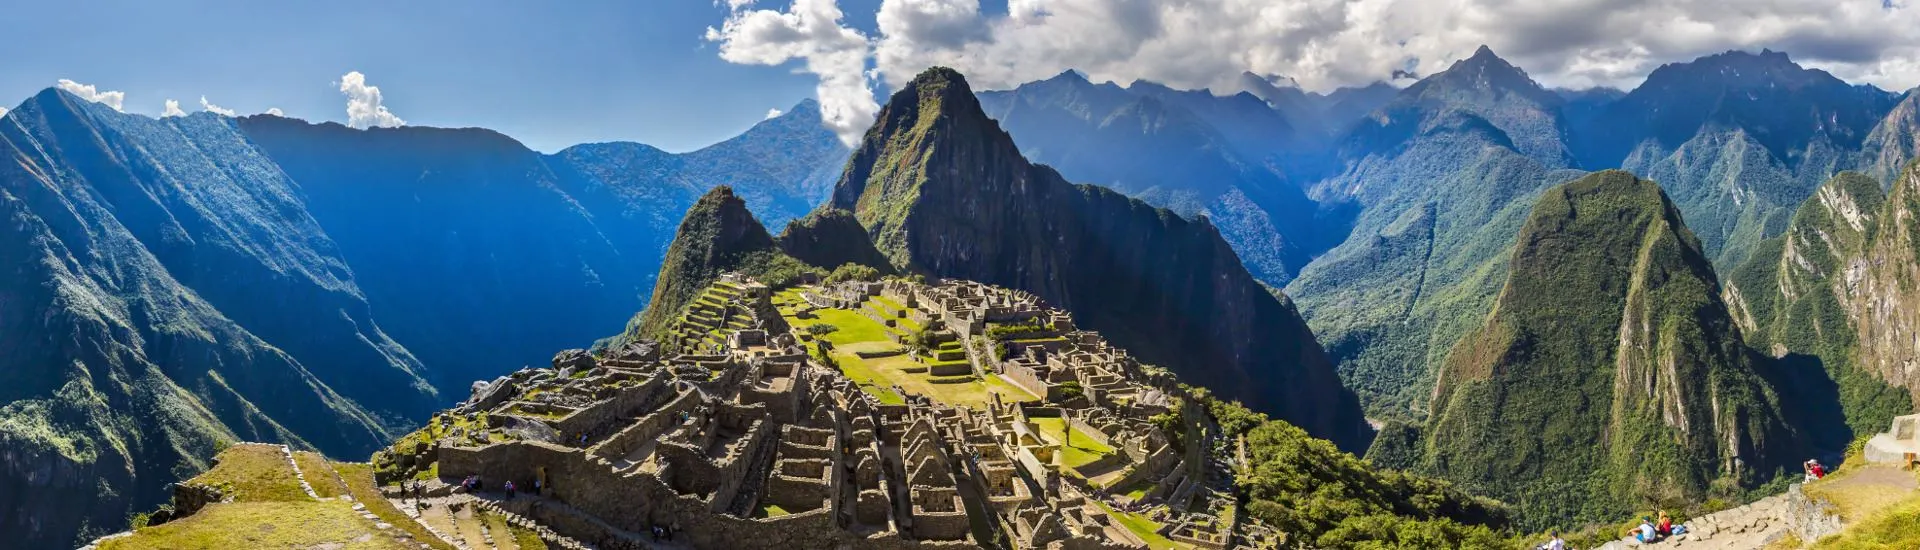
[1057,381,1084,403]
[806,323,840,336]
[825,263,882,284]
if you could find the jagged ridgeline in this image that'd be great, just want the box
[828,67,1372,451]
[1418,171,1798,527]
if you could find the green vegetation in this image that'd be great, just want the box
[985,320,1053,340]
[1189,389,1513,549]
[1725,171,1914,447]
[825,263,883,284]
[758,504,792,518]
[1030,417,1114,469]
[805,308,891,345]
[805,323,839,336]
[619,186,810,345]
[1814,490,1920,549]
[1420,171,1794,528]
[1094,501,1182,550]
[100,501,409,550]
[774,208,898,273]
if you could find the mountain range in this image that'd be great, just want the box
[0,92,845,548]
[9,42,1920,546]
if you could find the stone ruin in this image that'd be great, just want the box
[1865,413,1920,466]
[394,273,1266,549]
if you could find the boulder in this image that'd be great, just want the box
[552,349,596,372]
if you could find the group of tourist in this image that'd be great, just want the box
[1627,512,1685,543]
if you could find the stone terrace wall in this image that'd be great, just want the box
[590,390,702,461]
[554,372,668,438]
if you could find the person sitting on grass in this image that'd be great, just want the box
[1539,530,1566,550]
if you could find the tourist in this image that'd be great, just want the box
[1539,530,1565,550]
[1811,459,1826,480]
[533,477,542,496]
[1631,516,1658,543]
[1657,512,1674,537]
[505,480,516,498]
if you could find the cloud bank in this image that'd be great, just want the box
[706,0,878,146]
[339,71,407,129]
[162,99,186,118]
[56,79,126,111]
[708,0,1920,127]
[200,96,237,117]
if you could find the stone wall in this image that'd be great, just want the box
[553,372,668,438]
[590,390,700,461]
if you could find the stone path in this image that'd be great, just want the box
[1597,465,1918,550]
[281,444,322,500]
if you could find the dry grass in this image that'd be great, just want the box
[293,451,349,499]
[188,444,309,502]
[100,500,407,550]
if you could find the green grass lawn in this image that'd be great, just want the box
[190,444,310,502]
[758,504,792,518]
[1116,479,1153,501]
[291,452,348,499]
[102,500,408,550]
[1030,417,1115,469]
[807,308,892,345]
[1095,501,1184,550]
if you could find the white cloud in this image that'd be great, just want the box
[706,0,878,146]
[338,71,407,129]
[266,107,285,117]
[766,108,784,119]
[161,99,186,118]
[55,79,126,111]
[716,0,1920,103]
[0,107,8,117]
[200,96,237,117]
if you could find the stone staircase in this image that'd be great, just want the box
[406,493,595,550]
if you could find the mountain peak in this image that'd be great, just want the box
[1470,44,1498,61]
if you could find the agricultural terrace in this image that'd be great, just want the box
[773,286,1039,408]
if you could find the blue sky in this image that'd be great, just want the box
[2,0,886,152]
[12,1,1917,153]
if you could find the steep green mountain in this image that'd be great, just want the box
[1723,172,1913,444]
[1573,50,1901,269]
[1847,162,1920,403]
[1861,90,1920,186]
[618,186,804,344]
[774,208,895,272]
[830,67,1372,450]
[0,90,437,548]
[236,101,844,389]
[1421,171,1796,527]
[0,92,844,547]
[974,71,1333,285]
[1287,46,1585,419]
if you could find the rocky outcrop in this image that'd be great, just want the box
[829,67,1371,451]
[1422,171,1798,527]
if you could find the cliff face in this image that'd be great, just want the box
[830,67,1371,450]
[1861,92,1920,186]
[1853,163,1920,401]
[1422,171,1796,527]
[0,90,432,547]
[1723,172,1912,443]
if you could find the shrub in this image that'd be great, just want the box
[826,263,883,284]
[806,323,840,336]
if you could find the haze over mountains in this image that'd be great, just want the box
[9,42,1920,547]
